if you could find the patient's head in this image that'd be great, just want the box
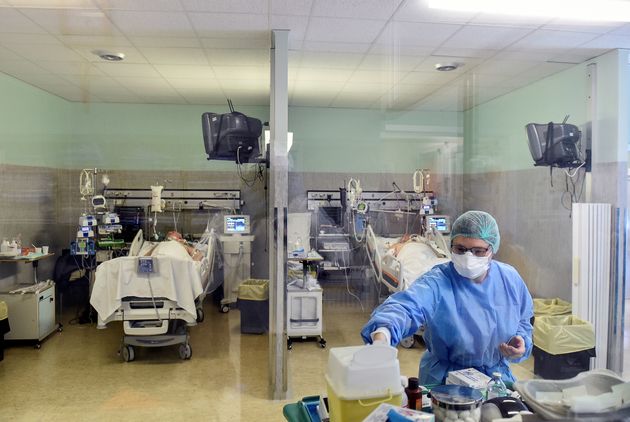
[166,231,184,242]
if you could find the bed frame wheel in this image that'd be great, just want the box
[287,339,293,350]
[179,343,192,360]
[400,336,415,349]
[319,338,327,348]
[34,343,41,350]
[220,304,230,313]
[196,308,205,323]
[122,345,135,362]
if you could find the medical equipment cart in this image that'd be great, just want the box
[0,281,60,349]
[0,253,61,349]
[287,252,325,350]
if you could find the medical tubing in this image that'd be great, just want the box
[146,272,162,322]
[341,249,364,312]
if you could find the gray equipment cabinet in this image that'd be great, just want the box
[0,282,60,349]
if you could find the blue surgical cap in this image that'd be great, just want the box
[451,210,500,253]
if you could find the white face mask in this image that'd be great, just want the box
[451,252,490,280]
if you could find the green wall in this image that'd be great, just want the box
[0,73,72,166]
[464,64,588,174]
[0,71,462,174]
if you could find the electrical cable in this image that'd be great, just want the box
[146,271,162,322]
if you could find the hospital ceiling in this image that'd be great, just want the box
[1,0,630,111]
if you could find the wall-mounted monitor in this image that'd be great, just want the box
[202,111,262,163]
[224,215,251,235]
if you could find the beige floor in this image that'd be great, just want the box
[0,297,534,421]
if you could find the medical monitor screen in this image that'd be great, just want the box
[427,215,450,234]
[224,215,250,234]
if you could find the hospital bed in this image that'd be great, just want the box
[366,225,451,294]
[90,229,218,361]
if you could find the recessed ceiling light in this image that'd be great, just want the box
[435,63,460,72]
[92,50,125,62]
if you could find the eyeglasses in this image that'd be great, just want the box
[451,244,491,257]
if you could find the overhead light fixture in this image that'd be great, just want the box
[92,50,125,62]
[435,63,460,72]
[264,130,293,152]
[427,0,630,22]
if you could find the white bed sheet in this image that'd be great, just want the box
[395,241,449,289]
[90,255,204,322]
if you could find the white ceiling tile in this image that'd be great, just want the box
[543,19,623,34]
[95,0,183,11]
[301,41,371,53]
[296,68,353,82]
[139,47,208,65]
[218,79,268,91]
[20,8,119,36]
[181,0,268,14]
[131,37,201,48]
[0,45,27,60]
[431,47,498,59]
[271,0,312,16]
[167,78,220,90]
[510,29,600,50]
[375,21,461,47]
[14,73,76,87]
[340,82,390,95]
[349,69,405,84]
[183,95,230,105]
[547,48,605,64]
[394,0,475,24]
[300,51,363,69]
[87,88,142,102]
[72,44,147,63]
[6,0,95,8]
[0,33,61,46]
[46,87,98,102]
[368,43,433,56]
[107,10,194,37]
[0,7,46,33]
[154,64,215,79]
[271,15,308,41]
[399,70,460,85]
[610,23,630,36]
[312,0,401,20]
[138,95,188,104]
[69,75,122,89]
[510,62,574,84]
[441,25,532,50]
[306,17,385,43]
[36,61,104,76]
[95,62,162,77]
[201,37,269,49]
[0,59,48,75]
[461,72,516,88]
[212,66,268,80]
[290,96,334,107]
[114,76,177,93]
[468,13,550,27]
[189,12,268,37]
[388,83,441,101]
[206,48,268,67]
[58,34,132,46]
[491,50,557,62]
[470,59,539,76]
[292,79,346,92]
[359,54,424,71]
[10,43,85,61]
[580,34,630,49]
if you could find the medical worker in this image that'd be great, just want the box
[361,210,533,385]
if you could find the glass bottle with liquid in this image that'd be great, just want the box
[486,372,508,400]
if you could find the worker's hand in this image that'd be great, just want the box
[372,332,388,345]
[499,335,525,359]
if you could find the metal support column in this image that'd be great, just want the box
[268,29,290,400]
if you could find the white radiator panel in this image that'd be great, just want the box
[572,203,612,370]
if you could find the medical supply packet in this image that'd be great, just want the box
[446,368,491,390]
[363,403,434,422]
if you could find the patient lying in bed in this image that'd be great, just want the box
[386,234,450,290]
[141,231,204,262]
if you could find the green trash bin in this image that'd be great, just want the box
[237,279,269,334]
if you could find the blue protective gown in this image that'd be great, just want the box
[361,261,533,386]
